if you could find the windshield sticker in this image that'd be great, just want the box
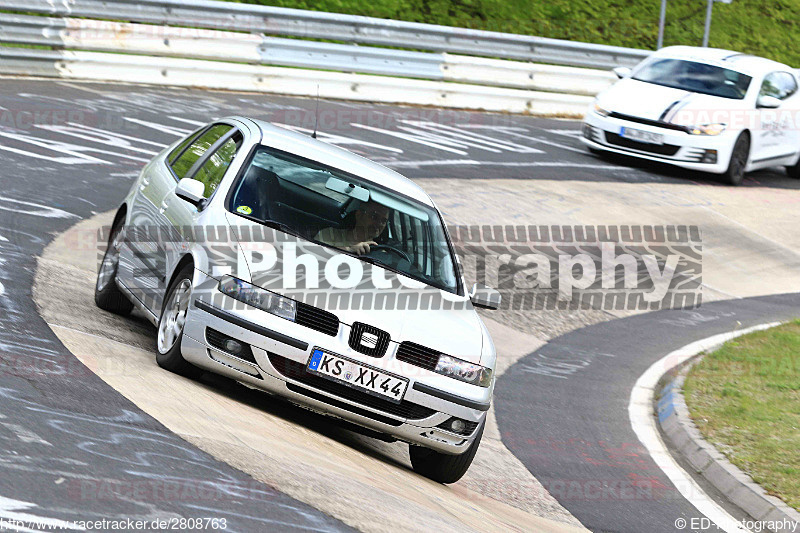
[236,205,252,215]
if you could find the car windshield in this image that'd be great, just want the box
[228,145,461,294]
[632,58,752,99]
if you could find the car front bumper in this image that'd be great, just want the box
[180,288,490,455]
[582,110,737,174]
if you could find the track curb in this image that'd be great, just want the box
[657,352,800,533]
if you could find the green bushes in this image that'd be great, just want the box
[224,0,800,66]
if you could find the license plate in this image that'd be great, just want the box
[620,127,664,145]
[307,348,408,403]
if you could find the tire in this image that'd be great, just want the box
[94,216,134,315]
[156,265,200,377]
[722,132,750,186]
[785,158,800,179]
[409,422,484,484]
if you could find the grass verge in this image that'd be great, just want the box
[684,320,800,511]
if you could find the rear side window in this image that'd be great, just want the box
[170,124,233,180]
[168,128,204,165]
[193,133,243,198]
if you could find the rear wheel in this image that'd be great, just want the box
[156,265,200,377]
[785,157,800,179]
[94,216,134,315]
[409,423,484,484]
[722,133,749,186]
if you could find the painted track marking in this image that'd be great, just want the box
[629,322,781,533]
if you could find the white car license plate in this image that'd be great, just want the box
[307,348,408,403]
[620,127,664,145]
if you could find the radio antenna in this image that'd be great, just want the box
[311,85,320,139]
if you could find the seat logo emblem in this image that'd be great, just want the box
[360,332,379,349]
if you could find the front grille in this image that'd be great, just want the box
[437,418,480,436]
[268,353,436,420]
[604,132,681,156]
[396,342,440,371]
[296,303,339,336]
[608,112,690,133]
[206,328,257,365]
[286,384,402,426]
[348,322,390,357]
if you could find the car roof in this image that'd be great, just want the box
[235,116,435,207]
[653,46,793,77]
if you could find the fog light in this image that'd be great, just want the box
[450,419,466,433]
[224,339,243,354]
[701,149,717,164]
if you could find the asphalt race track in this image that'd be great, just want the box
[496,293,800,533]
[1,77,799,531]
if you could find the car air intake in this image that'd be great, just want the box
[206,328,257,365]
[348,322,390,357]
[295,302,339,336]
[396,341,440,371]
[604,132,681,156]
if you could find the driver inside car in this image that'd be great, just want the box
[313,200,390,255]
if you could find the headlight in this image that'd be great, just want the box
[594,102,611,117]
[435,355,493,388]
[689,123,727,136]
[218,276,296,321]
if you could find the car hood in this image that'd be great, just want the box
[223,214,485,363]
[598,78,749,125]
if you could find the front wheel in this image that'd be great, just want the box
[95,216,134,315]
[156,265,200,377]
[409,423,484,484]
[722,133,750,186]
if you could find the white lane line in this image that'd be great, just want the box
[168,116,209,127]
[629,322,781,533]
[546,129,582,137]
[350,123,469,155]
[123,117,193,137]
[384,159,622,169]
[0,496,82,532]
[0,198,78,219]
[0,281,4,297]
[0,421,52,446]
[0,234,7,242]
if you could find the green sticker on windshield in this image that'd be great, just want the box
[237,205,252,215]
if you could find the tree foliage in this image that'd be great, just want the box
[225,0,800,66]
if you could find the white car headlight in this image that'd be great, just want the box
[689,123,727,136]
[435,355,493,387]
[594,102,611,117]
[218,276,296,321]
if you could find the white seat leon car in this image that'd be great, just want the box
[94,116,501,483]
[582,46,800,185]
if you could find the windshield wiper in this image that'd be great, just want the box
[355,254,405,276]
[259,219,305,239]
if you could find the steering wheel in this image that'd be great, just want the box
[368,244,412,264]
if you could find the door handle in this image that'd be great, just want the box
[139,179,150,191]
[159,200,169,214]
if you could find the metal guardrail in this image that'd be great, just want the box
[0,13,446,79]
[0,0,651,69]
[0,1,634,114]
[0,13,618,96]
[0,46,595,115]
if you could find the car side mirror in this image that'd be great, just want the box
[756,95,781,109]
[470,283,501,310]
[175,178,206,207]
[613,67,632,79]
